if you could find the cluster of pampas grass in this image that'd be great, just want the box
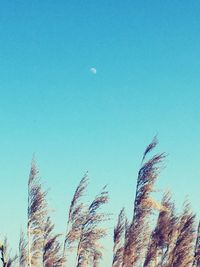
[113,138,199,267]
[0,138,199,267]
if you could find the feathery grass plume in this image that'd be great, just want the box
[142,136,158,163]
[193,221,200,267]
[62,173,89,265]
[76,186,109,267]
[112,208,125,267]
[42,216,63,267]
[123,218,131,263]
[169,201,196,267]
[143,191,176,267]
[27,159,48,267]
[0,238,17,267]
[19,230,27,267]
[158,203,179,267]
[91,249,102,267]
[157,206,178,267]
[123,138,166,267]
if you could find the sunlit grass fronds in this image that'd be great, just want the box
[76,186,109,267]
[42,216,63,267]
[91,249,102,267]
[63,173,89,265]
[193,221,200,267]
[170,201,196,267]
[144,192,175,266]
[112,208,125,267]
[0,138,199,267]
[27,159,48,267]
[142,136,158,163]
[19,230,27,267]
[123,138,166,267]
[0,238,17,267]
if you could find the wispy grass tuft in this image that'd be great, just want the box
[0,138,199,267]
[112,208,125,267]
[123,138,166,267]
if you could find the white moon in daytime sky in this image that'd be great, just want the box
[90,67,97,74]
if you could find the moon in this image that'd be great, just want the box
[90,67,97,74]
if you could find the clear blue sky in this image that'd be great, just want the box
[0,0,200,265]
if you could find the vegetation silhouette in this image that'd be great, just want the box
[0,138,199,266]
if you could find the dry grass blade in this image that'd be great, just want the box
[0,238,17,267]
[142,136,158,163]
[112,208,125,267]
[170,201,196,267]
[43,216,63,267]
[63,173,89,265]
[91,249,102,267]
[19,230,27,267]
[76,186,109,267]
[123,138,166,267]
[144,191,176,267]
[68,173,89,223]
[27,159,48,267]
[193,221,200,267]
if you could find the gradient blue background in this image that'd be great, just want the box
[0,0,200,265]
